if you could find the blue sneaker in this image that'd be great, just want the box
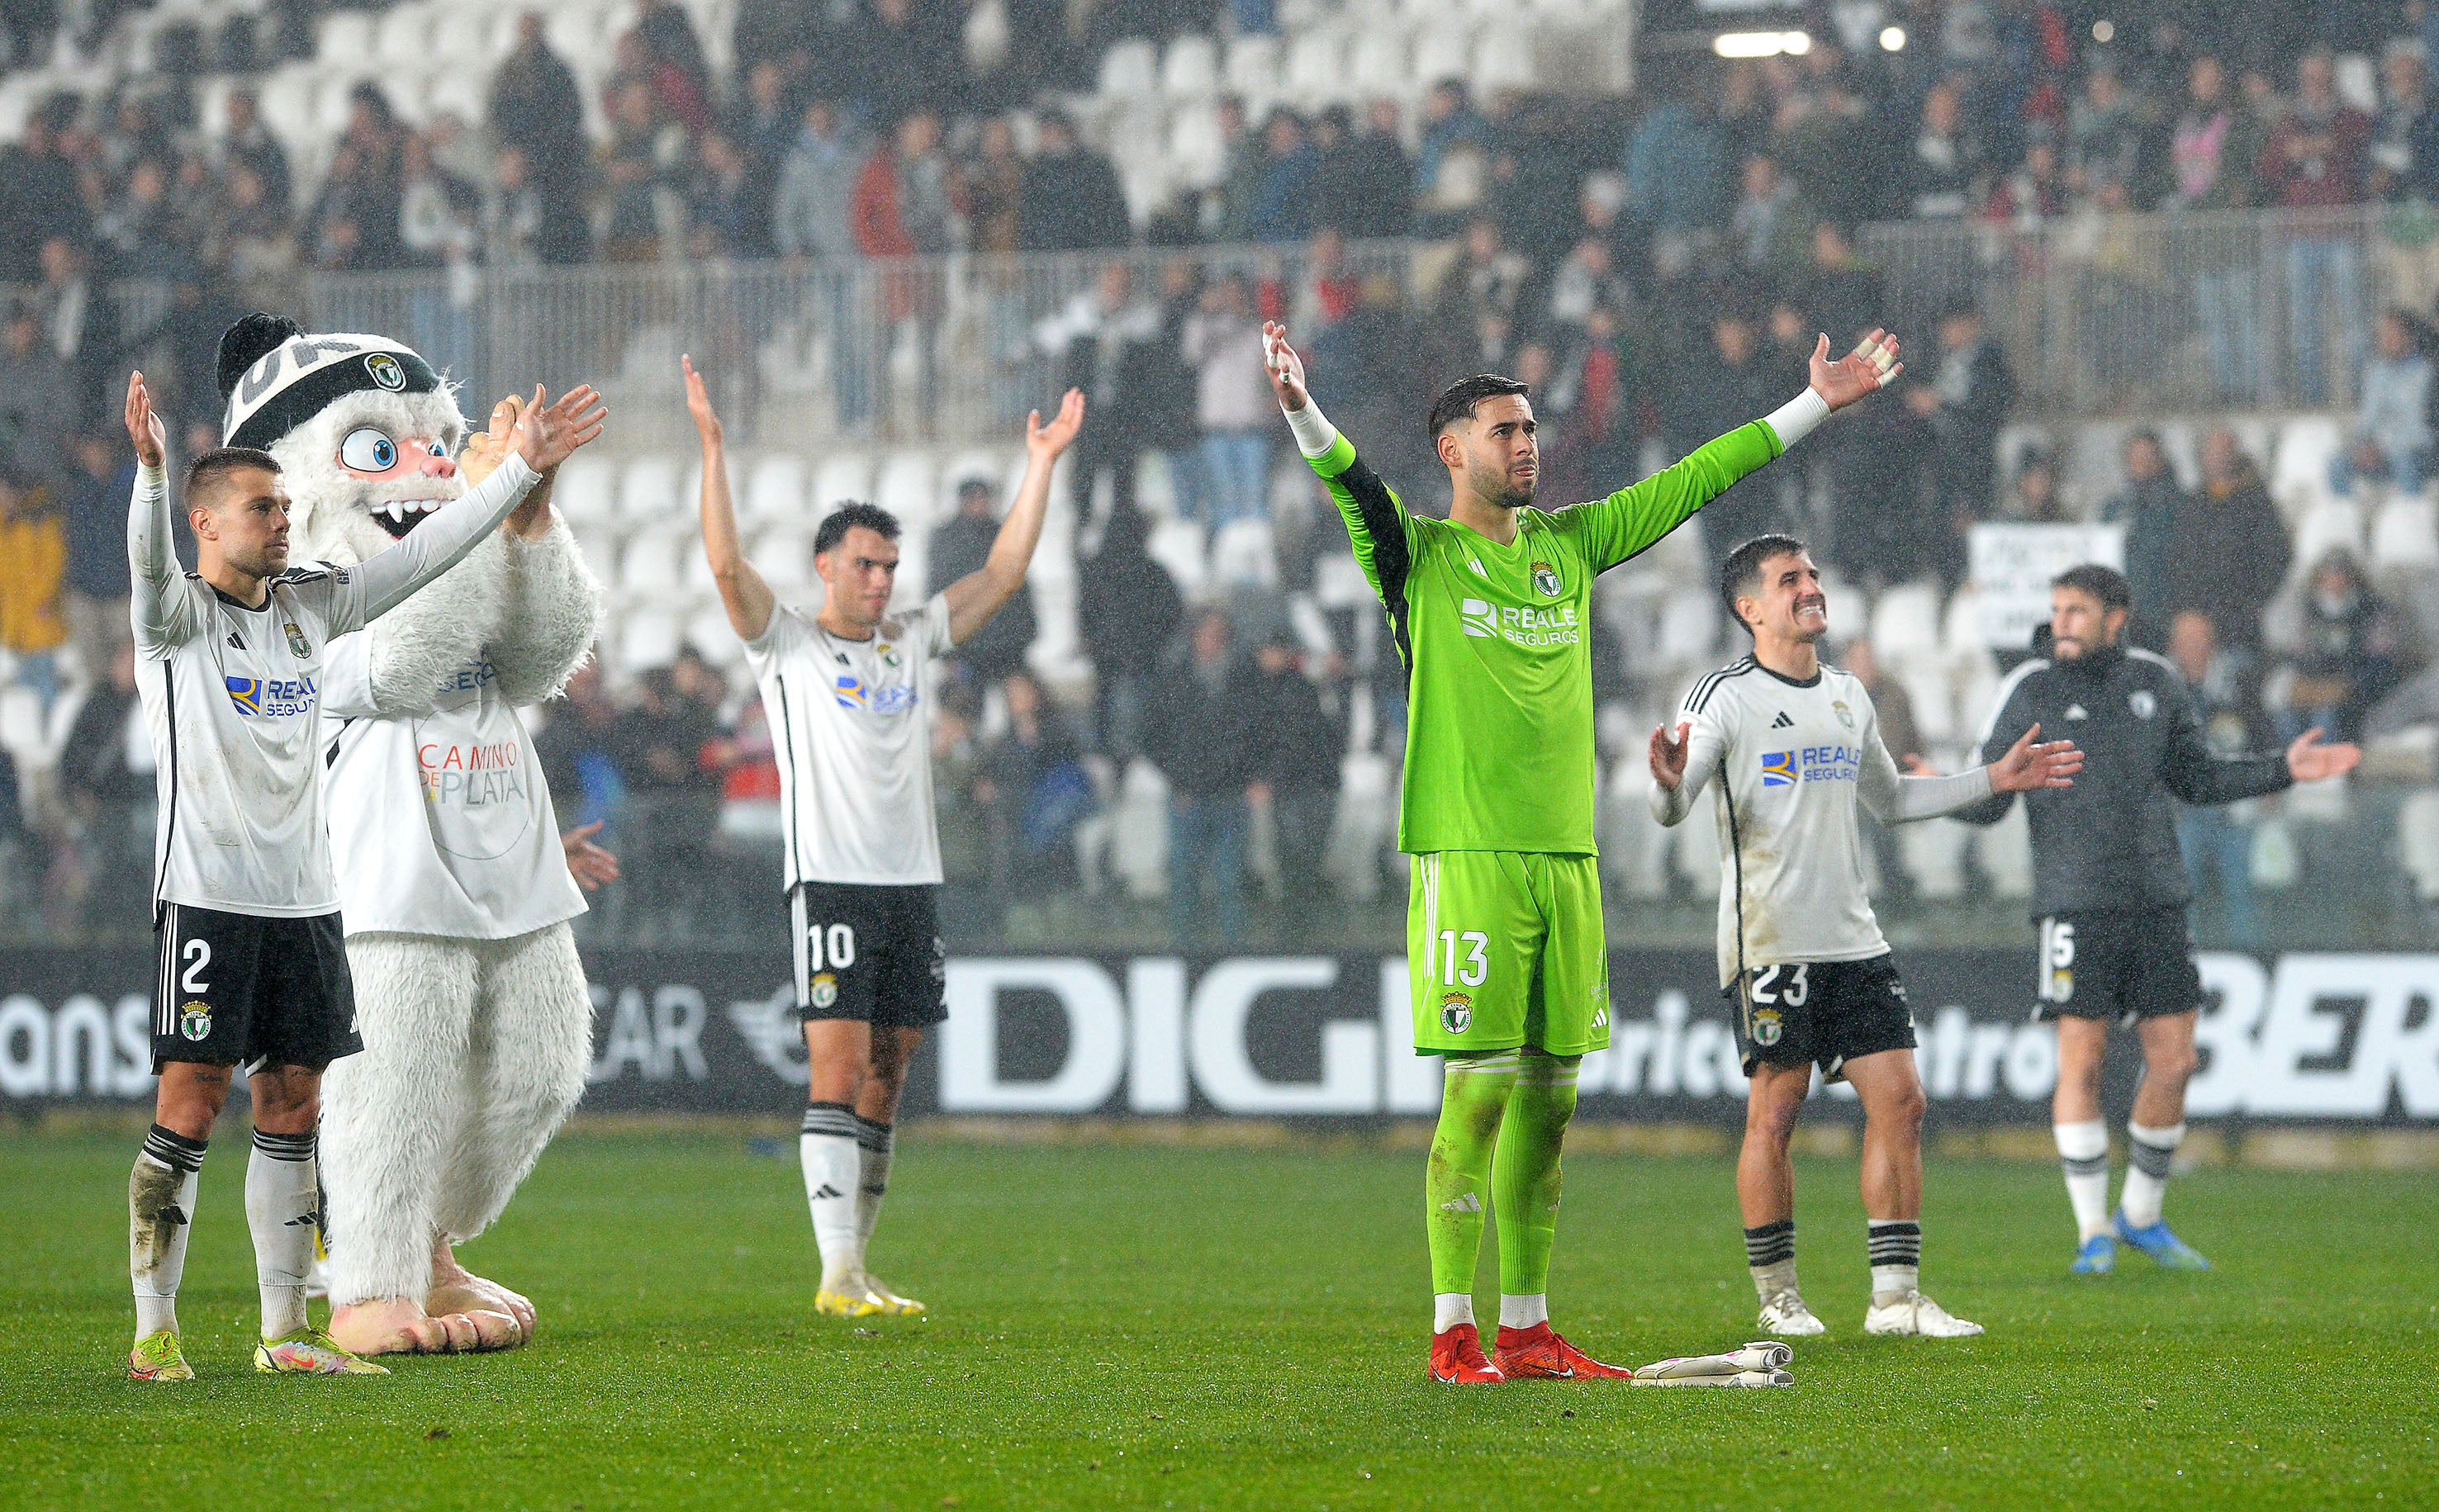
[2113,1211,2211,1270]
[2070,1234,2115,1274]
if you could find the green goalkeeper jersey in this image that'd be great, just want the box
[1307,421,1785,856]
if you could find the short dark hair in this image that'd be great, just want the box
[814,500,902,557]
[2052,562,2132,612]
[1719,533,1810,632]
[183,446,281,510]
[1427,374,1531,439]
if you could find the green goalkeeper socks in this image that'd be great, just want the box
[1492,1054,1581,1299]
[1426,1053,1519,1296]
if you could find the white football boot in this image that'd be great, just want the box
[1758,1289,1828,1336]
[1862,1291,1984,1337]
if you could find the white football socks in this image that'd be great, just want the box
[130,1125,206,1342]
[800,1103,864,1287]
[1433,1292,1475,1332]
[853,1116,894,1257]
[1498,1293,1549,1329]
[2054,1120,2111,1240]
[245,1129,320,1340]
[2119,1121,2185,1229]
[1867,1220,1923,1306]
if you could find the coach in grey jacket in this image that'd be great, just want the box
[1956,563,2359,1274]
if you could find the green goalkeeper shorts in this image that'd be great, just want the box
[1407,851,1611,1056]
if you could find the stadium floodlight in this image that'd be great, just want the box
[1880,25,1906,50]
[1713,30,1810,57]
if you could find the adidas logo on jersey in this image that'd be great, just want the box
[1770,711,1795,729]
[227,631,245,650]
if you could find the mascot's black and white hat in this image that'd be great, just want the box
[214,312,476,566]
[216,312,447,450]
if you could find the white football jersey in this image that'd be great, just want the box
[743,595,956,888]
[1655,656,1987,989]
[135,566,366,917]
[320,640,585,939]
[129,456,539,918]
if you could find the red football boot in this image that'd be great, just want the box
[1429,1323,1505,1384]
[1492,1322,1634,1380]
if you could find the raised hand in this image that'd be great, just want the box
[2285,726,2362,782]
[459,394,523,486]
[561,821,621,891]
[511,384,608,473]
[681,355,722,448]
[1261,320,1312,411]
[1649,721,1692,790]
[1989,723,2083,793]
[125,371,167,469]
[1027,387,1086,460]
[1809,328,1904,411]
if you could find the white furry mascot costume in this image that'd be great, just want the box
[211,315,605,1354]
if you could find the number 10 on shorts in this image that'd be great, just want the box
[1434,930,1488,988]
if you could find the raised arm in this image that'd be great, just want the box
[943,387,1084,647]
[1572,331,1903,572]
[1860,718,2079,824]
[2159,683,2338,806]
[685,355,775,642]
[123,371,199,649]
[1264,323,1421,619]
[347,384,606,628]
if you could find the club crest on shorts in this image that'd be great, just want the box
[364,352,406,391]
[1439,992,1473,1035]
[283,621,311,657]
[1749,1006,1783,1046]
[809,972,839,1010]
[1530,561,1561,597]
[2049,967,2075,1002]
[178,1002,212,1041]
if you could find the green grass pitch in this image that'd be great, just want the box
[2,1127,2432,1510]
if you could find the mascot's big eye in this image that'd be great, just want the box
[340,428,398,473]
[426,438,448,457]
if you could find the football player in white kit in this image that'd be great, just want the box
[682,356,1084,1318]
[121,369,605,1381]
[1649,534,2081,1340]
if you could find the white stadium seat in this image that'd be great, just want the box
[813,453,873,514]
[744,453,808,524]
[1285,29,1346,98]
[2401,790,2439,903]
[551,455,618,525]
[1869,579,1944,669]
[1222,34,1282,96]
[2370,495,2439,570]
[1473,26,1538,92]
[1161,34,1218,97]
[618,531,682,595]
[619,609,684,675]
[619,456,682,524]
[1097,37,1159,102]
[2271,415,2343,510]
[316,10,377,64]
[750,524,814,590]
[1167,102,1228,189]
[374,4,434,64]
[2290,497,2366,572]
[1411,27,1472,89]
[874,450,938,532]
[1348,31,1410,97]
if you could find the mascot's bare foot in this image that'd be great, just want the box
[330,1296,521,1355]
[431,1239,538,1340]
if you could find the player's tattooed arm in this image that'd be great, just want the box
[944,386,1085,647]
[683,355,776,642]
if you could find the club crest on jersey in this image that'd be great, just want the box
[2129,690,2157,719]
[1749,1006,1783,1046]
[283,621,311,657]
[876,642,902,669]
[1440,992,1473,1034]
[1530,561,1561,597]
[1832,699,1855,731]
[808,972,839,1010]
[1760,751,1796,787]
[178,1002,211,1041]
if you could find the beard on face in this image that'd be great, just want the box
[1468,455,1535,511]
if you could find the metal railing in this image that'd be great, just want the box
[306,240,1420,453]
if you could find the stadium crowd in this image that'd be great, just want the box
[2,0,2438,946]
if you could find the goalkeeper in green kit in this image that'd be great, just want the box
[1260,318,1904,1383]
